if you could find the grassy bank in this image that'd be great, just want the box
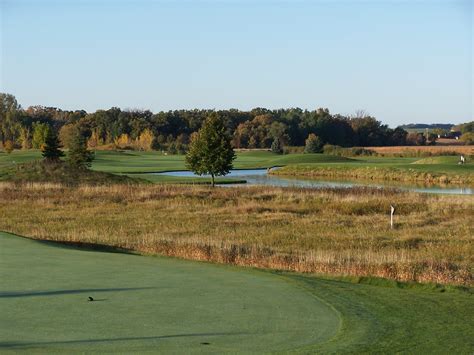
[1,183,472,285]
[273,155,474,185]
[0,160,139,185]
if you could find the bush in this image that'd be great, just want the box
[4,140,14,154]
[323,144,377,157]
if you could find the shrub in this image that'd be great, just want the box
[323,145,377,157]
[460,132,474,145]
[4,140,14,154]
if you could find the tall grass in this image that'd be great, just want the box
[365,145,473,157]
[273,165,474,185]
[0,183,472,285]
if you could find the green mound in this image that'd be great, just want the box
[1,160,140,185]
[0,232,339,353]
[412,156,465,165]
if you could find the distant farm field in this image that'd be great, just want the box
[365,145,473,155]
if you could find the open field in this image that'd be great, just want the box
[1,149,473,185]
[1,231,473,353]
[1,183,472,285]
[365,145,473,155]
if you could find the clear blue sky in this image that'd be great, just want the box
[1,0,472,127]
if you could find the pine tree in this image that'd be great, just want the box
[68,129,94,169]
[185,113,235,187]
[271,137,283,154]
[41,126,64,161]
[304,133,323,153]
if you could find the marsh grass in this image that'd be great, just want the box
[0,183,472,285]
[273,164,474,185]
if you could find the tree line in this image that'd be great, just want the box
[2,92,465,154]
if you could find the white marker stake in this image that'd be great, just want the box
[390,205,395,229]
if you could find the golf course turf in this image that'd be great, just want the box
[1,232,473,353]
[1,150,472,185]
[0,232,339,353]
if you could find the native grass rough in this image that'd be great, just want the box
[0,183,472,285]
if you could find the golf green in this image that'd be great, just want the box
[0,232,339,353]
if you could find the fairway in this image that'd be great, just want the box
[0,232,339,353]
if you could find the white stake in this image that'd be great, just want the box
[390,205,395,229]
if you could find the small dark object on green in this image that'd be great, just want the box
[88,297,94,301]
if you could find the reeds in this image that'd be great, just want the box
[1,183,472,285]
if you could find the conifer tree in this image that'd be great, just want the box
[68,128,94,169]
[41,126,64,162]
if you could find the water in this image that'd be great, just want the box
[154,169,474,195]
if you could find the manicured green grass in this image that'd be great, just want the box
[91,150,353,173]
[1,232,472,353]
[1,150,472,184]
[0,232,338,353]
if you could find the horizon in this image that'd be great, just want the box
[1,0,472,127]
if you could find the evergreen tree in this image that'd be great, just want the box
[41,126,64,161]
[304,133,323,153]
[271,137,284,154]
[68,128,94,169]
[185,113,235,187]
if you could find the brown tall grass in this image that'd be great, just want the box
[0,183,472,285]
[365,145,474,156]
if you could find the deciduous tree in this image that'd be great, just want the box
[185,114,235,187]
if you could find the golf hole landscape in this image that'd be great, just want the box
[1,151,473,353]
[1,1,474,352]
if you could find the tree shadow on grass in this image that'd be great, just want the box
[0,232,137,255]
[0,287,156,298]
[34,239,137,255]
[0,332,249,349]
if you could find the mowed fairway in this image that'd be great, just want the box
[0,232,339,353]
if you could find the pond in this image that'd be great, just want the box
[154,169,474,195]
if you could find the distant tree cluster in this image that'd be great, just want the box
[459,121,474,145]
[4,92,470,155]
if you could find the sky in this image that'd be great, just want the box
[0,0,472,127]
